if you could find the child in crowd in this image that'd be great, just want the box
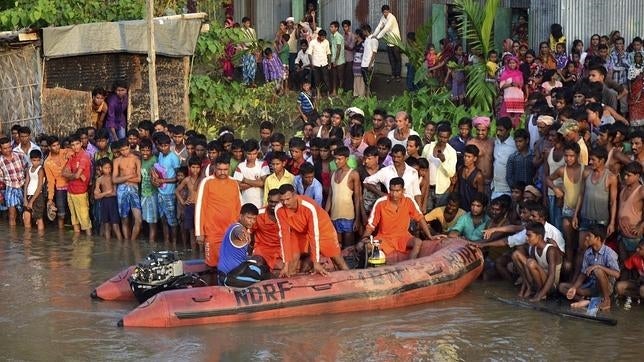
[174,166,188,236]
[229,139,245,176]
[94,158,122,240]
[23,150,45,230]
[263,151,294,205]
[176,158,201,246]
[139,139,157,243]
[325,146,361,248]
[234,139,269,209]
[113,139,142,241]
[297,79,317,122]
[486,50,499,79]
[262,48,284,94]
[90,87,108,130]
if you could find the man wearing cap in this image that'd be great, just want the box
[531,115,554,187]
[523,185,542,203]
[558,120,588,166]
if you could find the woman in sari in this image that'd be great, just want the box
[539,41,557,70]
[520,50,543,99]
[499,56,525,127]
[628,51,644,127]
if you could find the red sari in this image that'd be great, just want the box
[628,64,644,127]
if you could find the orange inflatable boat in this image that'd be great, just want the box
[119,239,483,328]
[91,259,210,301]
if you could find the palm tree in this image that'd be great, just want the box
[454,0,499,114]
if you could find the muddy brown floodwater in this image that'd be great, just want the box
[0,226,642,361]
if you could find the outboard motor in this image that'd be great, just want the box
[129,251,203,303]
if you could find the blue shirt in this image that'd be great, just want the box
[218,223,248,273]
[156,151,180,195]
[449,212,490,242]
[297,91,315,114]
[581,244,620,280]
[294,175,323,206]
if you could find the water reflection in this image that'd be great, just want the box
[0,225,641,361]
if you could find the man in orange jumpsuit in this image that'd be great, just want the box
[360,177,435,259]
[252,188,283,272]
[195,154,241,268]
[275,184,350,276]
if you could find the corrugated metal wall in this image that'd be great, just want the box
[528,0,560,49]
[252,0,292,41]
[530,0,644,50]
[559,0,644,47]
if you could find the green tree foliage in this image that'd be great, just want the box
[0,0,188,30]
[454,0,499,114]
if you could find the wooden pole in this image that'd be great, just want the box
[146,0,159,121]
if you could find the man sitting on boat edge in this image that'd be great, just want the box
[217,203,271,287]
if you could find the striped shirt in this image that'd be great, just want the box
[297,91,315,115]
[0,152,27,188]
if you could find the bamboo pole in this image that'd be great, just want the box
[147,0,159,121]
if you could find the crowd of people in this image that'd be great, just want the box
[1,7,643,311]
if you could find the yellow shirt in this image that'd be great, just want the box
[424,206,466,233]
[263,170,295,204]
[486,61,498,78]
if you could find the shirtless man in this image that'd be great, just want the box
[630,131,644,167]
[617,162,644,263]
[467,116,494,195]
[596,124,631,175]
[112,140,142,240]
[176,157,202,245]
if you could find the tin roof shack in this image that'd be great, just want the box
[41,14,205,136]
[0,31,42,135]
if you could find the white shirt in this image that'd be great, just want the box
[13,141,41,167]
[387,129,419,149]
[526,114,540,152]
[492,136,516,193]
[361,37,379,68]
[421,142,457,194]
[307,38,331,67]
[372,13,400,46]
[295,49,311,68]
[507,222,565,253]
[233,160,270,209]
[364,163,421,198]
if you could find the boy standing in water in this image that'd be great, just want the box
[139,139,157,243]
[62,134,92,235]
[113,140,142,240]
[176,157,201,246]
[152,134,180,244]
[94,158,122,240]
[23,150,45,230]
